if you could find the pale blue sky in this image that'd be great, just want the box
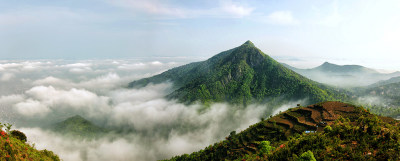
[1,0,400,70]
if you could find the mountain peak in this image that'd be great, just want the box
[321,62,335,66]
[68,115,85,121]
[241,40,255,47]
[51,114,107,138]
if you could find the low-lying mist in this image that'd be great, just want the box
[0,59,302,161]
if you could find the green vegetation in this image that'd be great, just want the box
[354,81,400,117]
[259,141,274,155]
[0,123,60,160]
[11,130,27,143]
[368,76,400,88]
[130,41,348,106]
[266,115,400,160]
[51,115,108,139]
[164,102,400,161]
[298,151,316,161]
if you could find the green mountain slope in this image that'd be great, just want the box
[51,115,108,138]
[130,41,347,105]
[0,125,59,160]
[165,102,400,161]
[284,62,400,87]
[354,81,400,117]
[369,75,400,88]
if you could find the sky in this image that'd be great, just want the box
[1,0,400,70]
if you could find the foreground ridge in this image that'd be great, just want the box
[165,101,400,161]
[0,125,59,160]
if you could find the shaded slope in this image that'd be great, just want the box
[165,102,399,161]
[130,41,347,105]
[51,115,108,138]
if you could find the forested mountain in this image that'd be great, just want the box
[51,115,108,138]
[283,62,400,87]
[130,41,347,105]
[165,102,400,161]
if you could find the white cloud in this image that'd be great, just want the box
[14,99,50,117]
[0,63,22,69]
[220,1,254,18]
[110,83,171,104]
[32,73,125,92]
[14,86,111,117]
[0,94,24,105]
[1,73,15,81]
[33,76,72,87]
[318,1,342,27]
[150,61,163,66]
[267,11,299,25]
[78,73,123,91]
[62,63,92,68]
[318,11,342,27]
[69,67,93,73]
[7,76,272,161]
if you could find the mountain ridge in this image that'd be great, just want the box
[315,62,377,74]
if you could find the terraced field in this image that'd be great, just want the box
[270,101,358,136]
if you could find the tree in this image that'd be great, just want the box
[11,130,27,143]
[298,150,316,161]
[259,141,274,155]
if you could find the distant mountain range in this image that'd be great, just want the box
[282,62,400,87]
[165,101,400,160]
[129,41,347,105]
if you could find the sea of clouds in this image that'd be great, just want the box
[0,58,300,161]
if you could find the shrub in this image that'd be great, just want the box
[41,149,61,161]
[298,150,316,161]
[11,130,27,143]
[259,141,274,155]
[324,125,333,133]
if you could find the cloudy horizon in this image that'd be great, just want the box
[1,0,400,70]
